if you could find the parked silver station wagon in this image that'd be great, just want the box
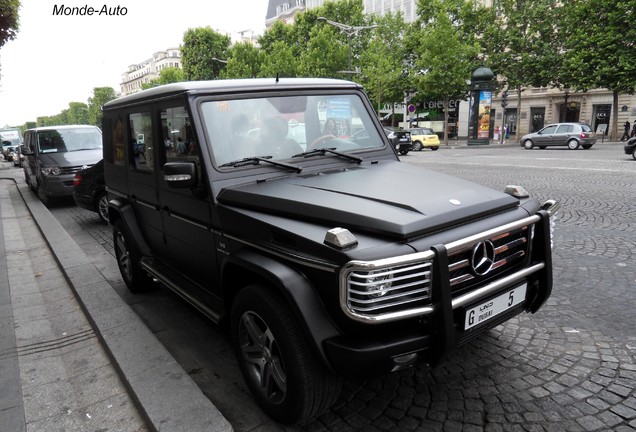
[520,122,596,150]
[102,78,559,424]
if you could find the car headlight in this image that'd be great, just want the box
[364,269,394,298]
[41,167,62,175]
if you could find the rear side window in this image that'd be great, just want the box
[556,124,574,133]
[129,112,154,172]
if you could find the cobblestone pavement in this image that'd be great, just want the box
[46,142,636,432]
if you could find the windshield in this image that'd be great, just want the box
[200,93,384,166]
[37,128,102,153]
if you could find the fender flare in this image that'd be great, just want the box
[107,198,152,257]
[222,248,341,372]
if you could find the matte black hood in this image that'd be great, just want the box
[218,161,519,240]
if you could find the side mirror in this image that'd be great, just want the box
[163,162,197,189]
[20,145,33,155]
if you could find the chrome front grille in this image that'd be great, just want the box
[447,226,531,295]
[340,214,545,324]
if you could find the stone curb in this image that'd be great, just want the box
[8,173,233,432]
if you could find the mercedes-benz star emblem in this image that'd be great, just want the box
[471,240,496,276]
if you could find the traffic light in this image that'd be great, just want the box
[501,91,509,108]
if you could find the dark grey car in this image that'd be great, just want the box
[21,125,102,204]
[521,122,596,150]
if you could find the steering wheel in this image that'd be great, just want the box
[307,134,336,151]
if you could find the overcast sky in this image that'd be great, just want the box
[0,0,268,127]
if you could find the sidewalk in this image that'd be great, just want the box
[0,166,232,432]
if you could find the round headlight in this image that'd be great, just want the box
[366,269,393,298]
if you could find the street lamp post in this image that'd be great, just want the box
[562,88,570,122]
[316,17,377,79]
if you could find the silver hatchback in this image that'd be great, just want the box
[520,122,596,150]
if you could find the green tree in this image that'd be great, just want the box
[410,0,482,144]
[181,27,231,80]
[0,0,20,48]
[484,0,562,138]
[142,66,185,89]
[87,87,117,127]
[224,42,262,78]
[67,102,89,124]
[561,0,636,140]
[358,12,407,120]
[259,40,299,78]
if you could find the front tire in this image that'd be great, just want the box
[399,148,409,155]
[567,139,580,150]
[632,147,636,160]
[412,141,423,151]
[523,140,534,150]
[231,285,341,424]
[113,220,154,292]
[36,183,50,205]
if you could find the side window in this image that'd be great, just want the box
[111,116,126,166]
[161,106,197,161]
[542,125,557,134]
[557,125,573,133]
[129,112,154,172]
[160,106,202,183]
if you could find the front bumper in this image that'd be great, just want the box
[324,201,558,377]
[40,174,76,197]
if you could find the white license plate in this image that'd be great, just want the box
[464,283,527,330]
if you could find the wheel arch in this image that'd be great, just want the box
[221,248,340,372]
[107,198,152,256]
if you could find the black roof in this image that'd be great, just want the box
[103,78,361,110]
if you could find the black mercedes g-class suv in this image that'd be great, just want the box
[102,78,559,424]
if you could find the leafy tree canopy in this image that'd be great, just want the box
[0,0,20,48]
[181,27,231,80]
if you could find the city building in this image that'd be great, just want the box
[266,0,306,28]
[120,48,182,96]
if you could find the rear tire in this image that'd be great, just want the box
[113,219,154,292]
[567,139,580,150]
[632,147,636,160]
[96,191,110,224]
[231,285,341,424]
[582,144,592,150]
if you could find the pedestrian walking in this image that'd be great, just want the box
[621,120,631,141]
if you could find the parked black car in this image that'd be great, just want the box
[102,78,559,424]
[624,137,636,160]
[73,159,109,223]
[383,126,412,155]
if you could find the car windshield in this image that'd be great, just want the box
[37,128,102,153]
[200,93,383,167]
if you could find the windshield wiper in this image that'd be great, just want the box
[219,156,302,173]
[292,147,363,163]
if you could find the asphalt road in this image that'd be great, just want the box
[44,141,636,432]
